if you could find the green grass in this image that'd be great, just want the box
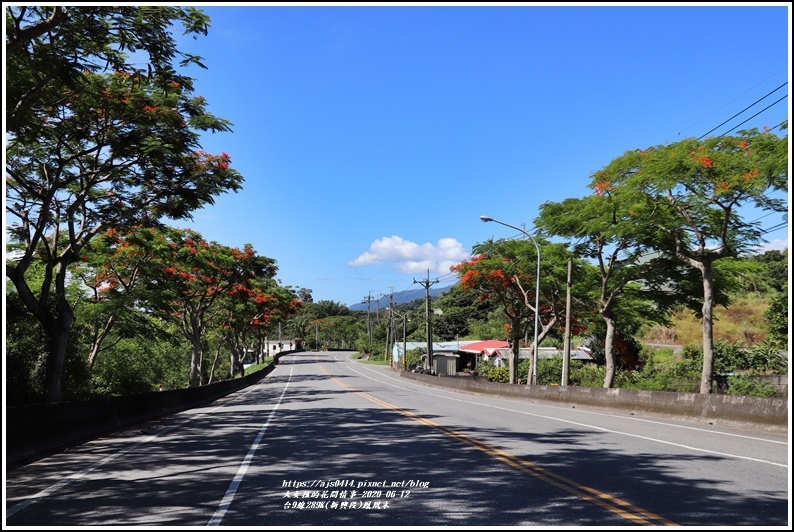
[355,353,391,365]
[641,294,771,347]
[241,357,274,374]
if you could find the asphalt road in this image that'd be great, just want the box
[4,351,790,528]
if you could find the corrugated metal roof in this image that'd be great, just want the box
[391,341,593,361]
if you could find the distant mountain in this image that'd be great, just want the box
[348,284,454,311]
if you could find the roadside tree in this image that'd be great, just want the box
[134,227,275,387]
[5,6,242,402]
[452,239,585,384]
[537,176,689,387]
[611,125,788,393]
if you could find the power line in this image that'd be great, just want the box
[698,82,788,140]
[671,67,787,141]
[715,95,787,138]
[761,222,788,235]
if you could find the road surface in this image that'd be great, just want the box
[4,351,789,527]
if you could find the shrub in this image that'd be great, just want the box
[764,289,788,348]
[536,356,563,385]
[487,366,510,383]
[569,364,606,388]
[725,375,779,397]
[683,340,788,376]
[745,342,788,374]
[405,348,425,371]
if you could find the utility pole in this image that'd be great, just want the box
[381,289,393,363]
[562,258,572,386]
[362,292,374,354]
[413,270,438,372]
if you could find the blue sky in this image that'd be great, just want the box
[111,4,794,306]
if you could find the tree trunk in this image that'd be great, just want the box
[44,312,73,403]
[509,316,522,384]
[188,317,203,387]
[87,315,116,368]
[602,313,617,388]
[208,341,223,385]
[700,264,715,394]
[8,261,75,403]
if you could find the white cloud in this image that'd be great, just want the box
[348,235,470,274]
[755,238,789,253]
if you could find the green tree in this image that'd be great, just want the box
[432,283,496,341]
[5,6,242,402]
[90,334,188,396]
[537,181,690,387]
[6,283,50,405]
[748,249,788,294]
[453,240,533,384]
[72,228,165,369]
[313,299,352,318]
[316,315,364,350]
[6,6,213,135]
[614,125,788,393]
[212,262,295,380]
[133,227,276,387]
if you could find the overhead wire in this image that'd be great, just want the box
[697,82,788,140]
[669,67,787,142]
[714,95,788,138]
[690,72,789,244]
[373,71,790,303]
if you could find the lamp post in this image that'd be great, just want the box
[480,215,541,386]
[390,308,409,370]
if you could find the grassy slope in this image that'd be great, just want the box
[640,294,771,347]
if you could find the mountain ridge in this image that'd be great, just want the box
[348,284,453,311]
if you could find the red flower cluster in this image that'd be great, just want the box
[714,181,731,194]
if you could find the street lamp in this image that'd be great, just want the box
[390,308,409,371]
[480,215,541,386]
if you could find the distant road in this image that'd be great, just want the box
[5,351,788,527]
[644,343,684,352]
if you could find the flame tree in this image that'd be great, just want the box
[536,174,691,388]
[130,227,280,388]
[606,124,788,393]
[213,278,301,380]
[452,239,579,384]
[5,6,242,401]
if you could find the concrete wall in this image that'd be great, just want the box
[400,371,788,433]
[6,351,295,468]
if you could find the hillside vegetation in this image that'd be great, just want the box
[641,294,771,347]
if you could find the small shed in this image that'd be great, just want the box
[433,352,459,376]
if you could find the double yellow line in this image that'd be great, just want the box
[325,367,679,526]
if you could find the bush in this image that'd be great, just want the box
[405,348,425,371]
[683,340,788,375]
[764,289,788,348]
[536,356,562,385]
[725,375,779,397]
[486,366,510,383]
[745,342,788,374]
[569,364,606,388]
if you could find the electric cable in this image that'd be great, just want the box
[698,82,787,140]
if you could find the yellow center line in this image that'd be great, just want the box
[321,364,680,526]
